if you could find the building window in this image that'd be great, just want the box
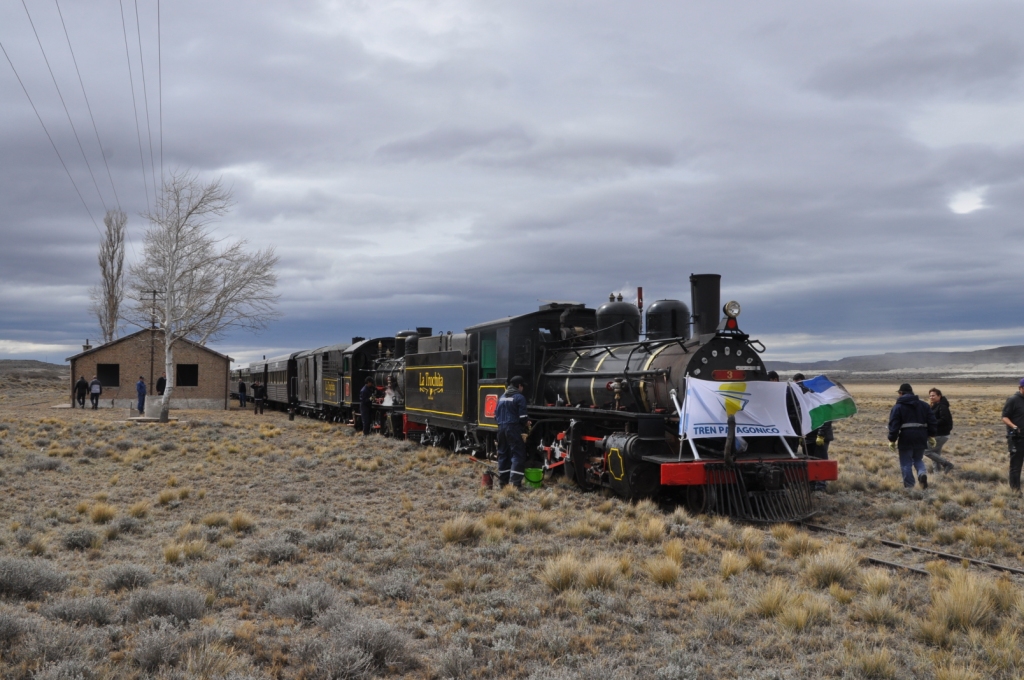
[96,364,120,387]
[176,364,199,387]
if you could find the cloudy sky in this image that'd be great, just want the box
[1,0,1022,364]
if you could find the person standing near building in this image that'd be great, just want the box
[136,376,146,416]
[1000,378,1024,492]
[238,378,247,408]
[156,372,166,396]
[89,376,102,409]
[359,377,375,435]
[495,376,530,489]
[887,383,938,489]
[925,388,955,473]
[74,376,88,408]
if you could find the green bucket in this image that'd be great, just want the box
[524,468,544,488]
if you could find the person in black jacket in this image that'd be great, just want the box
[1000,378,1024,491]
[359,377,375,436]
[73,376,88,408]
[156,372,166,396]
[238,379,247,408]
[887,383,938,489]
[252,381,265,415]
[924,388,954,473]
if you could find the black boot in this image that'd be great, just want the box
[919,474,928,490]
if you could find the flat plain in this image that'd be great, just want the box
[0,370,1022,679]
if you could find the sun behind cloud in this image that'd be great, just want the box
[948,187,987,214]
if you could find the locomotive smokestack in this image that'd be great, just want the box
[689,273,721,338]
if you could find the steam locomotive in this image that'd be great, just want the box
[231,274,837,521]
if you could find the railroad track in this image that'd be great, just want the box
[799,521,1024,578]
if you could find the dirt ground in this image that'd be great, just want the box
[0,375,1022,679]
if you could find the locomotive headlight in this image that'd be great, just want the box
[723,300,741,318]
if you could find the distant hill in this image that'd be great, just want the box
[0,360,68,377]
[765,345,1024,380]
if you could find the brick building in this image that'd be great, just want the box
[67,330,232,410]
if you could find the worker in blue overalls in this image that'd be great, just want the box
[495,375,530,489]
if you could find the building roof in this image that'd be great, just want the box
[65,328,233,363]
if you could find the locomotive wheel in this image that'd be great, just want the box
[685,485,717,515]
[566,456,597,492]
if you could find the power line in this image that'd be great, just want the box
[21,0,108,213]
[119,0,150,213]
[0,38,100,235]
[133,0,158,204]
[158,0,163,188]
[53,0,120,210]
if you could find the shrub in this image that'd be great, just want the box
[373,570,419,601]
[42,597,112,625]
[313,642,373,680]
[804,545,859,588]
[24,455,62,472]
[132,626,181,670]
[0,611,27,649]
[644,557,680,587]
[99,564,153,591]
[337,619,415,673]
[250,538,299,564]
[0,558,67,600]
[306,531,348,553]
[267,582,337,621]
[127,587,205,622]
[541,554,582,593]
[61,528,99,552]
[441,515,483,545]
[113,516,141,535]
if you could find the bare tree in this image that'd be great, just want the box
[89,209,127,343]
[127,170,279,421]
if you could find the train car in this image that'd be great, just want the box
[264,353,299,410]
[403,331,475,447]
[340,336,398,429]
[294,347,324,413]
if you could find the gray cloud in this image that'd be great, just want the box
[2,0,1024,363]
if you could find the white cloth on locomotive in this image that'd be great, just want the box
[681,378,804,439]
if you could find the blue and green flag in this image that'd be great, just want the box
[792,374,858,432]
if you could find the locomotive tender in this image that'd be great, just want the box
[232,274,837,521]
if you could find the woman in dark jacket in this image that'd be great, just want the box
[925,388,954,472]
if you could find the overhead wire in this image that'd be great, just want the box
[133,0,158,204]
[0,39,100,235]
[21,0,108,213]
[119,0,150,214]
[158,0,163,189]
[53,0,121,211]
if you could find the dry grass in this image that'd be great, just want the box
[580,556,619,591]
[860,568,894,596]
[610,520,639,544]
[663,538,685,565]
[164,544,182,564]
[90,502,116,524]
[639,517,666,544]
[440,514,483,545]
[128,501,150,518]
[750,579,791,618]
[202,512,230,527]
[804,544,859,588]
[719,551,748,580]
[849,648,898,680]
[930,570,996,632]
[781,532,823,558]
[229,511,255,534]
[541,553,581,592]
[643,557,680,587]
[157,489,176,505]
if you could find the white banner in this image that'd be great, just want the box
[682,378,801,439]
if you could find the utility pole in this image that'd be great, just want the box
[144,290,163,395]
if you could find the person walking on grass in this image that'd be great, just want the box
[89,376,102,409]
[925,388,955,473]
[74,376,88,408]
[136,376,146,416]
[359,377,375,436]
[1000,378,1024,492]
[495,375,530,489]
[887,383,938,489]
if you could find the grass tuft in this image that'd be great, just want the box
[804,544,859,588]
[440,514,483,545]
[849,648,898,680]
[541,553,581,593]
[720,551,748,580]
[781,532,823,558]
[229,511,255,534]
[640,517,666,544]
[751,579,791,618]
[860,568,894,597]
[579,556,619,591]
[128,501,150,518]
[930,570,996,632]
[664,538,685,565]
[202,512,230,527]
[90,502,116,524]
